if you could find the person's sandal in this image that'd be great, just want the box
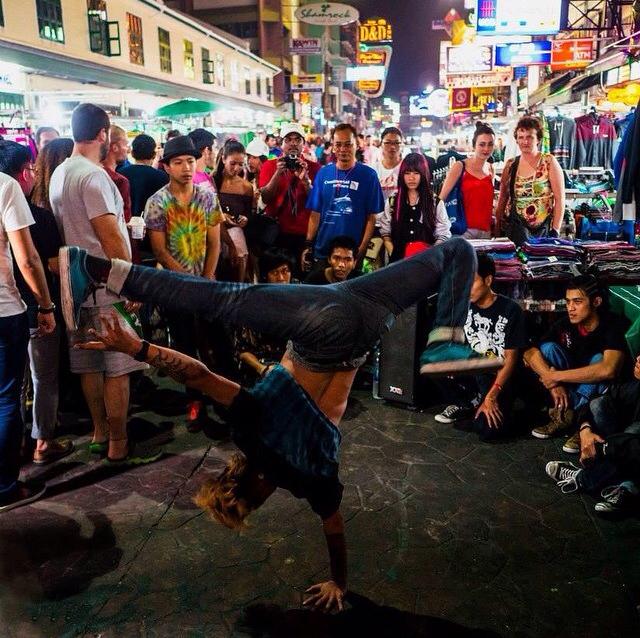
[88,440,108,455]
[33,440,75,465]
[105,439,163,467]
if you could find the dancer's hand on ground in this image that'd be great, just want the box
[76,314,141,357]
[303,580,345,613]
[550,386,569,412]
[476,396,503,429]
[580,429,604,464]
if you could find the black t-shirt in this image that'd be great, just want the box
[119,164,169,216]
[305,266,360,285]
[464,294,528,358]
[13,203,63,328]
[540,313,629,363]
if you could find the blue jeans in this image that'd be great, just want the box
[111,238,476,371]
[0,312,29,500]
[539,342,608,410]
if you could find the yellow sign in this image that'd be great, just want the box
[359,18,393,44]
[358,50,386,65]
[358,80,382,91]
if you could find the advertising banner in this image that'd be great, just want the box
[550,39,595,71]
[476,0,562,36]
[359,18,393,45]
[495,41,552,67]
[295,2,359,26]
[446,44,493,75]
[290,37,322,55]
[291,74,324,93]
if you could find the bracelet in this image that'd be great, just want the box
[38,303,56,314]
[133,339,151,362]
[579,424,592,432]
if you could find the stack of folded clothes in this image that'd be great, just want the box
[468,238,523,281]
[519,237,583,280]
[581,241,640,280]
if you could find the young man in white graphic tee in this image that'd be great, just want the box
[435,254,527,441]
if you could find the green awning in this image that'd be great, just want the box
[155,98,219,118]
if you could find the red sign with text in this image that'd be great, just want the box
[551,39,594,71]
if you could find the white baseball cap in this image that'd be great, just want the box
[280,122,306,140]
[245,138,269,157]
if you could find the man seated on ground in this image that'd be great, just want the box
[305,235,361,285]
[234,248,293,383]
[545,354,640,516]
[523,275,628,453]
[434,254,527,441]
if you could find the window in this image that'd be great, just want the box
[36,0,65,43]
[127,13,144,65]
[230,60,239,92]
[244,66,251,95]
[87,0,120,56]
[266,77,272,102]
[256,74,262,97]
[202,48,214,84]
[215,53,225,87]
[0,1,4,27]
[158,28,171,73]
[183,39,195,79]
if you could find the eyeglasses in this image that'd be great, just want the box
[333,142,354,149]
[382,141,401,146]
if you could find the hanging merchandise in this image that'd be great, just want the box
[613,108,636,188]
[574,110,616,169]
[547,111,576,169]
[615,97,640,227]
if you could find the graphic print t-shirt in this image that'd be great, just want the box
[464,294,528,358]
[306,162,384,259]
[144,183,222,276]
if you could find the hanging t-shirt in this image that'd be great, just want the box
[144,183,222,276]
[0,173,34,317]
[464,294,528,358]
[306,162,385,259]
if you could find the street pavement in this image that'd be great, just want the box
[0,372,639,638]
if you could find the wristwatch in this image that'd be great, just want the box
[38,303,56,314]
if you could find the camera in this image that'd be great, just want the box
[284,153,301,171]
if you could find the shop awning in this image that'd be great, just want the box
[155,99,219,118]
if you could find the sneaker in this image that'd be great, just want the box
[59,246,101,331]
[0,481,46,513]
[545,460,582,493]
[33,439,75,465]
[594,484,639,515]
[420,342,504,375]
[435,404,473,424]
[562,432,581,454]
[531,407,574,439]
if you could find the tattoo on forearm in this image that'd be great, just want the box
[148,348,205,384]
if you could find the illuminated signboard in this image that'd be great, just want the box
[345,66,386,81]
[358,50,386,65]
[495,41,552,67]
[359,18,393,44]
[476,0,563,36]
[551,39,594,71]
[446,44,493,75]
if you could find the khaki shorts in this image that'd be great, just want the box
[69,306,148,377]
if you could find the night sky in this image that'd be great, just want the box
[348,0,465,97]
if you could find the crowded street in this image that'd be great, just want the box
[1,0,640,636]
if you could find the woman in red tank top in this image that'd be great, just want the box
[439,122,496,239]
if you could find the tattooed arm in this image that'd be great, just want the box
[77,314,240,406]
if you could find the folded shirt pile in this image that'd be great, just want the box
[519,237,583,280]
[467,238,523,281]
[581,241,640,280]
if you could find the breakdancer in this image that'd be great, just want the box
[61,237,487,612]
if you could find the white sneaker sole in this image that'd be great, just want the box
[59,247,78,332]
[562,444,580,454]
[434,414,455,424]
[531,429,552,439]
[420,357,504,376]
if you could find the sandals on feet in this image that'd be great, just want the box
[105,439,163,466]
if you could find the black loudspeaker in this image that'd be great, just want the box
[378,303,429,407]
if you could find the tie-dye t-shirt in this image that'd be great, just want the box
[144,183,222,275]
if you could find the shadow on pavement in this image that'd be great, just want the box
[235,592,501,638]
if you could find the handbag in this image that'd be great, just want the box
[443,162,468,235]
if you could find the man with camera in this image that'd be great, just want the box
[259,123,319,272]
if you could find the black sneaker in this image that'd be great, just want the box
[595,483,639,515]
[0,481,46,513]
[545,460,582,493]
[435,404,473,424]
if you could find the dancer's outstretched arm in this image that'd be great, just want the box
[76,314,240,406]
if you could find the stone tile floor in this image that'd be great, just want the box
[0,375,639,638]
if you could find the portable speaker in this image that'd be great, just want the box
[378,303,429,406]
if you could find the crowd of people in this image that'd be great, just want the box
[0,104,639,610]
